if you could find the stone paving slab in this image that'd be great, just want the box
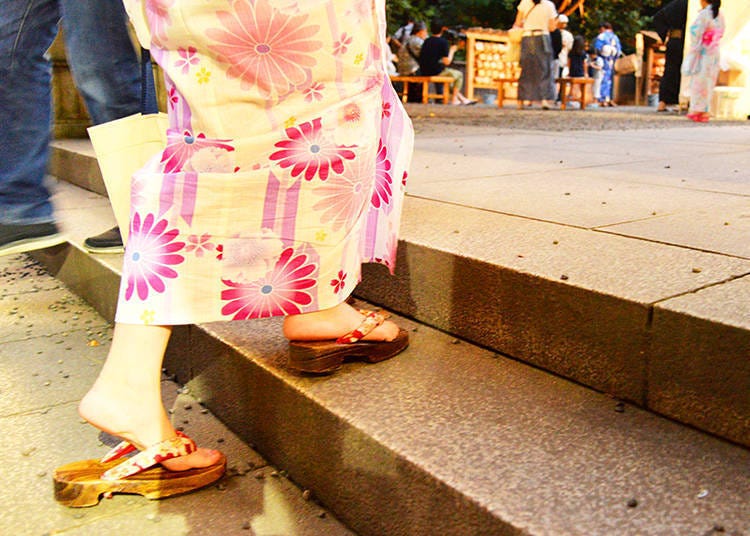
[0,286,108,345]
[602,154,750,195]
[0,327,109,415]
[649,275,750,446]
[413,131,736,169]
[397,197,750,304]
[602,198,750,259]
[0,253,64,297]
[408,170,747,229]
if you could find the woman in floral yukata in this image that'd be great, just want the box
[53,0,413,506]
[682,0,725,122]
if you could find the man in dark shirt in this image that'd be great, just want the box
[418,20,476,105]
[653,0,688,112]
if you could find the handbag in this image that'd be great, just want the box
[87,48,167,245]
[614,53,639,75]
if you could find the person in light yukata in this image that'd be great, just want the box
[53,0,414,507]
[682,0,725,122]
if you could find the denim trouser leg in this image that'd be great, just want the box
[0,0,60,224]
[60,0,141,125]
[0,0,143,225]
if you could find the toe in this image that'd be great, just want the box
[161,447,224,471]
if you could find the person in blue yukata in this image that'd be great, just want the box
[592,22,621,106]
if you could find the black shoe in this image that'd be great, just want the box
[83,226,124,253]
[0,222,65,256]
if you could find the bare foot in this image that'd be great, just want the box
[282,301,401,342]
[78,383,222,472]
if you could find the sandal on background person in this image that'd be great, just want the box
[287,310,409,374]
[53,432,226,507]
[687,112,710,122]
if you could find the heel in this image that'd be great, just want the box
[53,478,105,507]
[287,345,346,374]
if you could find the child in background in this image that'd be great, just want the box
[568,35,588,104]
[588,48,604,105]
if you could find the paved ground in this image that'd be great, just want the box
[406,102,749,132]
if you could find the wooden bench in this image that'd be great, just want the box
[557,77,595,110]
[389,75,454,104]
[496,77,521,108]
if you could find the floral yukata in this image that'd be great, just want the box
[682,5,725,114]
[119,0,413,326]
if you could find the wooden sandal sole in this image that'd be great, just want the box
[53,453,226,507]
[287,329,409,374]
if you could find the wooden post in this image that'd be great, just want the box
[465,34,476,101]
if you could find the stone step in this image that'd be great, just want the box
[45,140,750,446]
[47,138,750,450]
[32,180,750,536]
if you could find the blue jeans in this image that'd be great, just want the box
[0,0,142,224]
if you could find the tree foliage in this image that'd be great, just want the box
[386,0,663,52]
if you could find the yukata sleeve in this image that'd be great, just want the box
[122,0,152,49]
[593,33,604,54]
[682,11,707,75]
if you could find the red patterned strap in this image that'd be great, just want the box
[100,429,189,464]
[101,434,197,481]
[100,441,137,464]
[335,310,390,344]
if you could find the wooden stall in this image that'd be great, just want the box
[639,31,666,106]
[464,29,520,102]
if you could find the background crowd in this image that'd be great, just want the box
[388,0,725,114]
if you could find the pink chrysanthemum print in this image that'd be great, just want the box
[124,213,185,301]
[161,130,235,173]
[371,139,393,208]
[206,0,323,100]
[269,118,356,181]
[220,248,316,319]
[312,153,373,231]
[340,102,361,124]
